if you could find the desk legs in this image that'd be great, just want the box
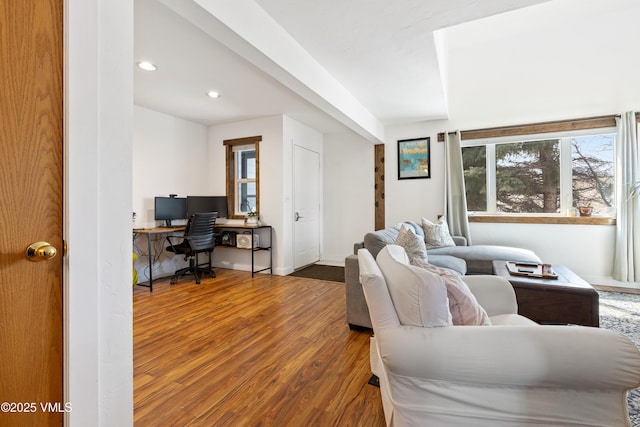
[251,228,255,277]
[249,227,272,277]
[134,233,154,292]
[147,233,153,291]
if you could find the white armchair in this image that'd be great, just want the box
[358,246,640,427]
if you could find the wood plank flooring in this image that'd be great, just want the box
[133,269,385,426]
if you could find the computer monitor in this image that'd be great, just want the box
[154,196,187,227]
[186,196,228,219]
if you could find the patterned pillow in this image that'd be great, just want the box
[422,217,456,249]
[394,224,428,263]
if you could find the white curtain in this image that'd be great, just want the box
[613,112,640,282]
[444,131,472,244]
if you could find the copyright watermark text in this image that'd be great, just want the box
[1,401,72,413]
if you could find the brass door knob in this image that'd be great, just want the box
[26,241,57,262]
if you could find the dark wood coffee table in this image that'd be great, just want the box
[492,261,599,327]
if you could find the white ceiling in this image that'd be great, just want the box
[134,0,550,135]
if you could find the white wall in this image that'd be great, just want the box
[132,106,209,282]
[438,0,640,129]
[133,106,209,228]
[385,121,448,225]
[207,115,285,273]
[66,0,133,425]
[320,125,447,266]
[470,222,615,284]
[322,132,375,264]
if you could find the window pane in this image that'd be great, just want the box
[234,148,257,215]
[496,140,560,213]
[238,150,256,179]
[571,134,614,213]
[462,146,487,211]
[237,182,256,213]
[226,138,260,218]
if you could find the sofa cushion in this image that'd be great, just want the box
[422,217,456,249]
[394,224,428,263]
[364,228,399,258]
[428,254,467,276]
[428,245,541,272]
[377,245,452,328]
[412,258,491,326]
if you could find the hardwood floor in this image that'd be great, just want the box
[133,269,385,426]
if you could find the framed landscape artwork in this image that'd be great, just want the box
[397,137,430,180]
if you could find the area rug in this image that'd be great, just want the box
[287,264,345,283]
[599,291,640,426]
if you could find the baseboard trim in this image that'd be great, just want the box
[317,259,345,267]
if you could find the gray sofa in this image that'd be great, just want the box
[345,221,542,329]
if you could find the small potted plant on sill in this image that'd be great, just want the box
[578,202,593,217]
[245,211,259,225]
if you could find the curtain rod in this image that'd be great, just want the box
[437,114,623,142]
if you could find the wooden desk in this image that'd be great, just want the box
[133,224,273,291]
[133,226,185,291]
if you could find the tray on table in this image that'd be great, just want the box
[505,261,558,279]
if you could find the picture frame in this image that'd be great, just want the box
[397,137,431,180]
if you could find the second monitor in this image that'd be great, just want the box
[186,196,229,219]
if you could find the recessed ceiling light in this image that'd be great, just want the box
[206,90,221,99]
[136,61,157,71]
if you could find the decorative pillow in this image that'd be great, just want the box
[376,245,452,328]
[412,258,491,326]
[422,217,456,249]
[394,224,428,263]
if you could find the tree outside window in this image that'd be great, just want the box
[571,135,614,212]
[495,140,559,213]
[462,132,615,215]
[462,146,486,211]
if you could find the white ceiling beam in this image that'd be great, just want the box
[158,0,385,143]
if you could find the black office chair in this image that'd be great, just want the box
[165,212,217,285]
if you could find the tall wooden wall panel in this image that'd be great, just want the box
[374,144,385,230]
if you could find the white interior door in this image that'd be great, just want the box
[294,145,320,269]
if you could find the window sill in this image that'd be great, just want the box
[468,215,616,226]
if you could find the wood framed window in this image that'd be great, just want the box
[438,115,628,225]
[224,136,261,219]
[461,132,616,216]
